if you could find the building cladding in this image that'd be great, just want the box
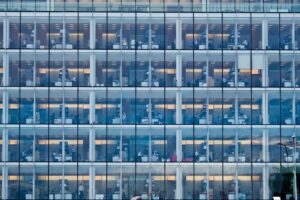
[1,0,300,200]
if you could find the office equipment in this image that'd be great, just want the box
[95,194,105,200]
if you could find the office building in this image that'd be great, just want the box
[0,0,298,199]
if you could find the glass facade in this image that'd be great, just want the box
[0,1,298,200]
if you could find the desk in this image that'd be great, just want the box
[65,81,72,87]
[142,44,149,49]
[141,118,149,124]
[151,155,159,161]
[141,81,149,87]
[285,156,293,162]
[95,194,105,200]
[228,156,235,162]
[141,156,148,162]
[49,193,72,200]
[228,193,235,200]
[152,44,159,49]
[227,118,235,124]
[25,194,33,199]
[54,44,63,49]
[65,44,73,49]
[238,193,246,199]
[65,118,72,124]
[112,81,120,87]
[112,118,121,124]
[153,81,159,87]
[54,155,72,162]
[55,82,62,87]
[113,44,120,49]
[238,156,246,162]
[141,193,148,199]
[26,44,34,49]
[113,156,120,162]
[238,117,246,125]
[199,118,206,124]
[112,193,120,200]
[238,82,245,87]
[237,44,245,49]
[227,81,235,87]
[26,80,33,86]
[227,44,236,49]
[26,156,33,162]
[54,118,62,124]
[199,194,207,199]
[199,82,207,87]
[199,156,206,162]
[284,81,292,87]
[26,118,33,124]
[199,45,206,49]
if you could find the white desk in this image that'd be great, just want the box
[228,81,235,87]
[65,81,72,87]
[26,80,33,86]
[199,118,206,124]
[95,194,105,200]
[141,81,149,87]
[65,118,73,124]
[152,44,159,49]
[54,118,62,124]
[54,194,62,199]
[153,81,159,87]
[142,44,149,49]
[141,118,149,124]
[112,193,119,200]
[141,193,148,199]
[228,193,235,200]
[238,82,245,87]
[113,156,120,162]
[65,194,72,199]
[141,156,148,162]
[199,82,207,87]
[112,118,121,124]
[227,118,235,124]
[26,156,33,162]
[285,156,293,162]
[238,156,246,162]
[237,44,245,49]
[228,156,235,162]
[113,44,120,49]
[199,45,206,49]
[238,193,246,199]
[26,44,34,49]
[112,81,120,87]
[284,81,292,87]
[25,194,33,199]
[65,44,73,49]
[65,155,72,161]
[49,194,72,199]
[199,194,207,199]
[55,82,62,87]
[26,118,33,124]
[238,118,246,125]
[54,44,63,49]
[199,156,206,162]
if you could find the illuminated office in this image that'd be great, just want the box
[0,0,299,200]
